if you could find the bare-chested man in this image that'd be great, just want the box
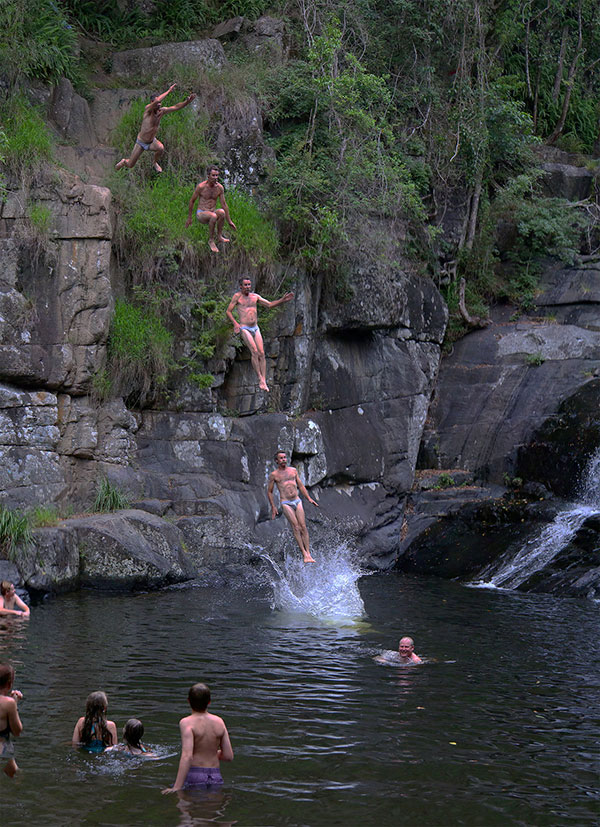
[268,451,319,563]
[162,682,233,793]
[374,636,423,665]
[185,165,237,253]
[226,277,293,391]
[115,84,196,173]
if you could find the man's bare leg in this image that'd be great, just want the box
[3,758,18,778]
[282,504,315,563]
[216,209,230,243]
[116,142,143,170]
[152,140,164,173]
[241,330,268,391]
[197,212,220,252]
[295,504,315,562]
[253,329,269,391]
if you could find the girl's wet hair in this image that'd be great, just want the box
[80,691,112,748]
[0,581,13,596]
[123,718,144,748]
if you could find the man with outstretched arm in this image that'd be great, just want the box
[116,84,196,173]
[186,165,237,253]
[226,277,293,391]
[268,451,319,563]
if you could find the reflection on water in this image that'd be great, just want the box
[0,574,598,826]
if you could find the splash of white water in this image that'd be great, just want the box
[471,448,600,590]
[259,544,366,619]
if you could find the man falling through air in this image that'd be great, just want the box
[268,451,319,563]
[116,84,196,173]
[186,165,236,253]
[226,277,293,392]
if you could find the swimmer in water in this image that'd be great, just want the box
[267,450,319,563]
[0,663,23,778]
[374,636,423,665]
[0,581,30,617]
[107,718,156,757]
[72,691,117,752]
[162,682,233,793]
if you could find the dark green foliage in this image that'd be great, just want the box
[93,478,130,512]
[107,299,174,407]
[0,0,78,86]
[1,95,53,176]
[0,505,33,560]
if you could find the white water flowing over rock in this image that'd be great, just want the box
[471,448,600,590]
[259,545,366,619]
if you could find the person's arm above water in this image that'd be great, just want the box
[72,717,84,744]
[163,718,194,793]
[256,292,294,309]
[11,593,29,616]
[226,293,241,333]
[6,696,22,737]
[296,470,318,507]
[217,720,234,762]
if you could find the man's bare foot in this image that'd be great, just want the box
[209,239,219,253]
[217,235,230,243]
[153,162,163,173]
[303,554,316,563]
[259,380,269,391]
[115,159,127,170]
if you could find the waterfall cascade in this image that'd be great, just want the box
[470,448,600,591]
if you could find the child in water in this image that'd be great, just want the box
[72,691,117,752]
[108,718,156,757]
[0,663,23,777]
[163,682,233,793]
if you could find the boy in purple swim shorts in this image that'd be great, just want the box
[162,683,233,794]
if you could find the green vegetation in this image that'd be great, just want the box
[0,0,78,88]
[93,477,130,513]
[1,95,53,177]
[435,473,456,490]
[28,504,60,528]
[107,299,174,407]
[0,505,33,560]
[28,203,52,235]
[526,352,545,367]
[61,0,272,48]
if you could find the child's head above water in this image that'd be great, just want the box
[123,718,144,748]
[0,663,15,690]
[85,690,108,717]
[188,682,210,712]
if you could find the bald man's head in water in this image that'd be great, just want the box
[398,637,422,663]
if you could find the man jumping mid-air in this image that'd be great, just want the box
[268,451,319,563]
[186,165,236,253]
[226,277,293,391]
[116,84,196,173]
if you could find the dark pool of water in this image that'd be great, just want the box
[0,571,598,826]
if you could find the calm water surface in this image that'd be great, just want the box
[0,570,598,826]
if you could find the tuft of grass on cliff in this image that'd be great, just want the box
[1,94,53,177]
[107,298,174,407]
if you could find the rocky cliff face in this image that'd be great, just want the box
[2,31,598,597]
[0,33,448,590]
